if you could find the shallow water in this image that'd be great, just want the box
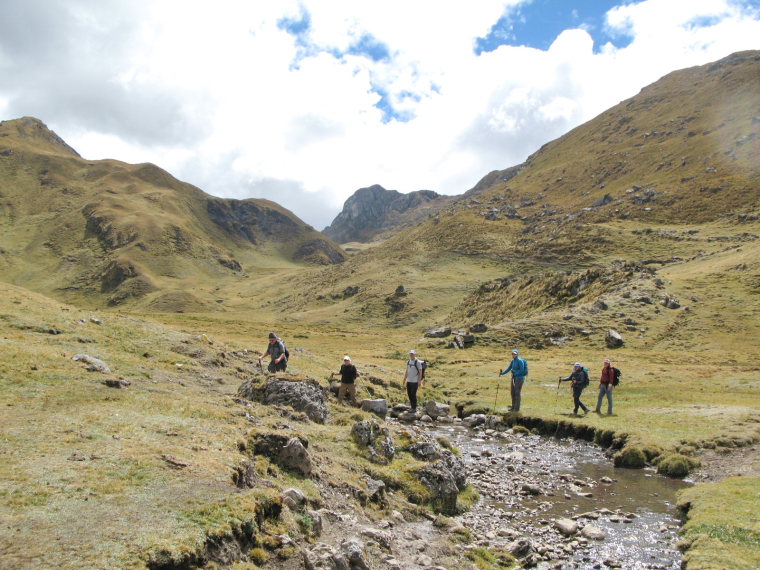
[428,424,691,569]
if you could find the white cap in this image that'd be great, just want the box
[409,349,416,355]
[343,355,351,361]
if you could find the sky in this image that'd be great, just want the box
[1,1,759,230]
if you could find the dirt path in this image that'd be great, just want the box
[689,443,760,483]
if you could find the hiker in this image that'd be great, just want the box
[499,349,528,412]
[403,349,425,412]
[559,362,590,415]
[595,358,618,415]
[331,355,360,406]
[257,332,288,373]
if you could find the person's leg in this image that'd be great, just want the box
[579,387,588,413]
[606,386,613,414]
[595,386,604,413]
[267,361,276,373]
[347,383,357,405]
[513,378,524,412]
[338,383,347,405]
[509,378,516,410]
[407,382,418,411]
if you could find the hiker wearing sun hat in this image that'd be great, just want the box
[499,349,528,412]
[331,355,360,406]
[559,362,590,415]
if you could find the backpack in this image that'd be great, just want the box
[580,367,590,388]
[419,360,427,380]
[612,367,621,386]
[277,338,290,360]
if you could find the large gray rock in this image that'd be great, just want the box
[554,518,579,536]
[414,444,467,514]
[351,419,395,464]
[581,524,607,540]
[360,399,388,418]
[72,353,111,374]
[605,329,624,349]
[425,326,452,338]
[239,377,329,423]
[424,401,451,419]
[279,437,313,476]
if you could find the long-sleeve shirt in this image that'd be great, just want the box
[501,356,528,379]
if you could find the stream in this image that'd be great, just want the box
[427,423,690,569]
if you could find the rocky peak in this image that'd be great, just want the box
[323,184,450,243]
[0,116,81,157]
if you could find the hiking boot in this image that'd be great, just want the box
[593,409,601,414]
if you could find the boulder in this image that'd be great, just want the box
[360,399,388,418]
[282,487,307,509]
[462,414,487,427]
[425,326,452,338]
[470,323,488,333]
[365,477,387,504]
[554,518,579,536]
[507,537,533,557]
[424,401,451,419]
[605,329,624,349]
[351,419,395,464]
[72,353,111,374]
[416,461,460,514]
[279,437,313,476]
[239,377,329,424]
[409,441,444,462]
[581,524,607,540]
[661,294,681,309]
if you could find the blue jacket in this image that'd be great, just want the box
[501,356,528,379]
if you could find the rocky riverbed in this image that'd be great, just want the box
[431,422,689,570]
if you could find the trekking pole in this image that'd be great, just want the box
[493,370,502,414]
[257,358,264,375]
[554,377,561,412]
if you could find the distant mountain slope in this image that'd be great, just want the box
[268,51,760,338]
[0,117,344,309]
[322,184,454,243]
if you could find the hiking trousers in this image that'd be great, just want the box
[268,359,287,373]
[338,382,357,405]
[572,385,589,414]
[510,377,525,412]
[406,381,419,411]
[596,384,613,414]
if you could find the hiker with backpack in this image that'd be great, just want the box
[403,349,425,413]
[331,355,360,406]
[499,349,528,412]
[595,358,620,415]
[559,362,590,415]
[258,332,288,373]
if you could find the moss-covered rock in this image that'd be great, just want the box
[613,445,647,469]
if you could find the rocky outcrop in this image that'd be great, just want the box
[351,419,395,464]
[238,377,329,423]
[323,184,452,243]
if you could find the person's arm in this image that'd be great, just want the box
[502,361,513,375]
[403,361,409,382]
[273,341,285,363]
[258,347,270,361]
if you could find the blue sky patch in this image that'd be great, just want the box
[475,0,635,54]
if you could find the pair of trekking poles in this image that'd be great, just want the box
[493,369,513,413]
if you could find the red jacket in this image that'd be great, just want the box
[600,365,615,385]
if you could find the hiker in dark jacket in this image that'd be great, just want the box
[258,332,287,373]
[559,362,589,415]
[595,358,617,415]
[500,349,528,412]
[331,355,359,406]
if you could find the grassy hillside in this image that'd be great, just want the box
[0,117,344,311]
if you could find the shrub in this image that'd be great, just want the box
[656,454,691,478]
[613,445,647,469]
[512,425,530,435]
[641,444,664,462]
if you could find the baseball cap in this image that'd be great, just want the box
[343,355,351,361]
[574,362,582,367]
[409,349,416,355]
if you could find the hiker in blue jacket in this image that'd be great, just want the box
[500,349,528,412]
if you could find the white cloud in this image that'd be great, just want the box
[1,0,759,229]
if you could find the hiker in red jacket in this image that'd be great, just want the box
[595,358,618,415]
